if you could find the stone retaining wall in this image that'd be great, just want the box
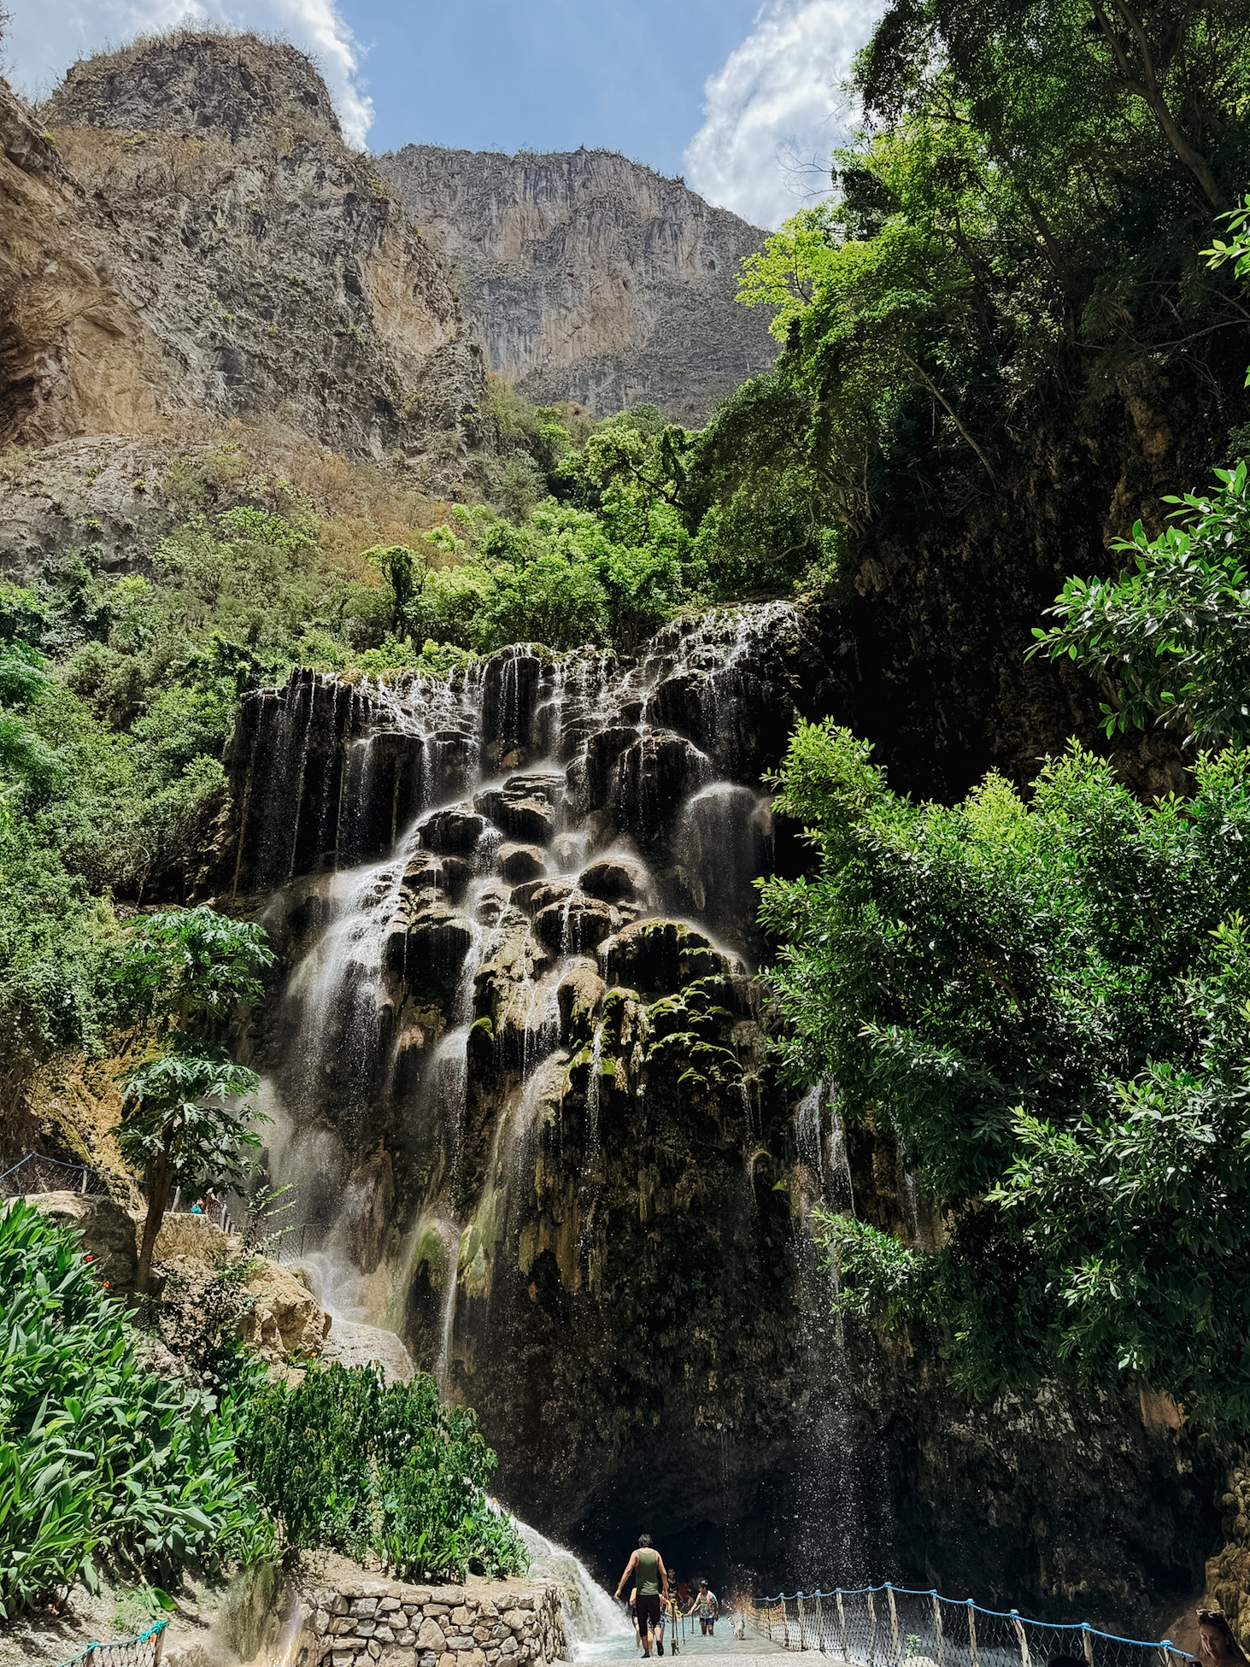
[295,1576,567,1667]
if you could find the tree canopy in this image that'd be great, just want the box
[760,722,1250,1431]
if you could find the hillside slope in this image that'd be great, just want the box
[377,145,778,422]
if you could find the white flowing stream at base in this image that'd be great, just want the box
[515,1521,621,1657]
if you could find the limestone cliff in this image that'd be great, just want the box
[376,146,778,422]
[1,34,488,479]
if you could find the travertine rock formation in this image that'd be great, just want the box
[209,605,1208,1618]
[2,34,489,479]
[377,146,778,422]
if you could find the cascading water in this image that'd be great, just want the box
[225,601,876,1591]
[515,1522,622,1655]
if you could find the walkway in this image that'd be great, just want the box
[578,1625,784,1661]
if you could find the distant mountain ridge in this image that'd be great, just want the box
[376,145,778,422]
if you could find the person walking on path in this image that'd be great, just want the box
[688,1581,719,1636]
[616,1535,669,1659]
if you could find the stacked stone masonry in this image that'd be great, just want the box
[295,1578,567,1667]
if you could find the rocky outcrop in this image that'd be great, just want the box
[1,34,489,480]
[240,1258,333,1362]
[25,1189,138,1289]
[377,146,778,422]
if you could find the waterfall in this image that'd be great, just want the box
[231,601,867,1586]
[788,1081,885,1588]
[515,1521,622,1654]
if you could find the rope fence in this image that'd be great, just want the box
[749,1585,1196,1667]
[59,1618,168,1667]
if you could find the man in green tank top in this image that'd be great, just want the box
[614,1534,669,1658]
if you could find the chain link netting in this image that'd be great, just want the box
[749,1586,1196,1667]
[0,1154,119,1199]
[60,1619,168,1667]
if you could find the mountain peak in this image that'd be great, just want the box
[40,30,342,146]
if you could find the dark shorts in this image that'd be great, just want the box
[636,1594,662,1636]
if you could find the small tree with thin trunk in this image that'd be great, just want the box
[111,906,273,1294]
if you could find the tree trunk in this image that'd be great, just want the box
[136,1154,173,1295]
[1091,0,1227,210]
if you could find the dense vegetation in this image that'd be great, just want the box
[0,1198,271,1617]
[0,1200,527,1617]
[762,726,1250,1430]
[727,0,1250,540]
[750,41,1250,1436]
[239,1363,527,1579]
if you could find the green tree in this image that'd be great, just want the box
[112,907,273,1293]
[365,544,423,634]
[1034,462,1250,744]
[759,721,1250,1429]
[1034,201,1250,745]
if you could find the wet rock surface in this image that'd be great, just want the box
[221,602,1208,1617]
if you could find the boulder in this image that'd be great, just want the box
[570,726,639,814]
[557,958,605,1046]
[578,857,642,904]
[533,893,615,955]
[404,849,473,900]
[612,731,707,844]
[25,1190,138,1291]
[644,671,705,747]
[602,918,727,993]
[510,878,574,918]
[498,842,547,883]
[149,1211,239,1264]
[475,773,564,844]
[404,902,475,1002]
[476,792,554,845]
[238,1259,332,1361]
[402,849,442,890]
[474,880,513,925]
[418,805,486,856]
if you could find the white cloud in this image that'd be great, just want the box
[684,0,885,229]
[3,0,373,146]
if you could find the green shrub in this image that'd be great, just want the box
[238,1362,528,1581]
[0,1200,272,1617]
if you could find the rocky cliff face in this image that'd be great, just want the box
[1,34,488,477]
[376,147,778,423]
[206,605,1208,1620]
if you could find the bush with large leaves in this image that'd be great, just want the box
[0,1199,272,1617]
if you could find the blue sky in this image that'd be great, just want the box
[345,0,761,168]
[4,0,884,226]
